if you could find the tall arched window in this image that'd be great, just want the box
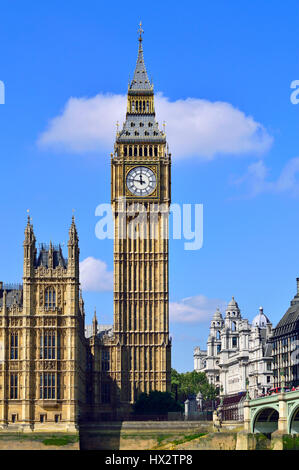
[10,332,18,360]
[45,287,56,309]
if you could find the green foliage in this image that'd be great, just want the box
[171,368,218,402]
[133,391,183,415]
[42,436,77,446]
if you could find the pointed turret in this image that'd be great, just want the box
[24,213,36,247]
[92,308,98,336]
[23,213,36,276]
[68,215,80,278]
[68,215,79,245]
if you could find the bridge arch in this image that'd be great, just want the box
[252,406,279,435]
[289,405,299,434]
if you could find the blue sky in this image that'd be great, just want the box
[1,1,299,371]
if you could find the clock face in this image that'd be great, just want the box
[126,166,157,196]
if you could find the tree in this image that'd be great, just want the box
[171,369,218,403]
[170,368,180,401]
[133,391,183,415]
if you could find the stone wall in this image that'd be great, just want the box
[79,421,241,451]
[0,423,297,450]
[0,433,79,450]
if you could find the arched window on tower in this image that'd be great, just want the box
[10,332,18,360]
[232,321,236,332]
[45,287,56,310]
[216,331,221,340]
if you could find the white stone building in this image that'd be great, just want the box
[194,297,274,398]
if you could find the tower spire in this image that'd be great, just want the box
[129,22,152,91]
[117,25,165,145]
[93,308,98,336]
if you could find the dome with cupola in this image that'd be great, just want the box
[252,307,271,328]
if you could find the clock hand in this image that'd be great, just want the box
[135,175,145,185]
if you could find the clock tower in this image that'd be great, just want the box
[111,24,171,404]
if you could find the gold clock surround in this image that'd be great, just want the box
[124,163,160,199]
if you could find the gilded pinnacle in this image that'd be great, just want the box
[138,21,144,43]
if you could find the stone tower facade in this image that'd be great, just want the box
[0,216,86,431]
[110,26,172,405]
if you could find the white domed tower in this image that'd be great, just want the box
[207,308,224,356]
[248,307,273,397]
[252,306,271,329]
[225,297,241,326]
[205,308,224,388]
[221,297,243,351]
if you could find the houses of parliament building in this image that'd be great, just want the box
[0,27,172,431]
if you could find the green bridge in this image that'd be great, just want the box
[244,390,299,435]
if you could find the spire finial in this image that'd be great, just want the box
[27,209,30,225]
[138,21,144,43]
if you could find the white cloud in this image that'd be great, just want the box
[234,157,299,197]
[170,294,226,323]
[38,92,273,160]
[155,94,272,159]
[38,94,126,153]
[80,257,113,292]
